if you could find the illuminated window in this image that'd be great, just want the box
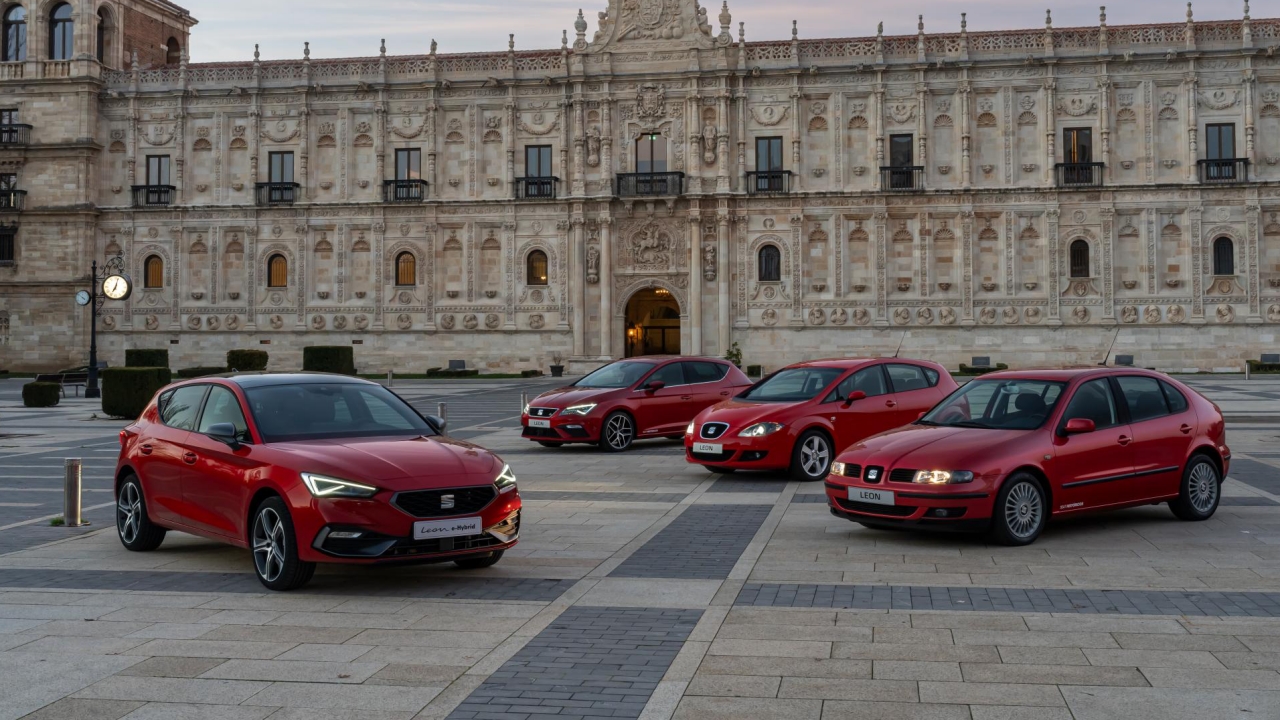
[395,251,416,286]
[526,250,548,286]
[267,254,287,288]
[143,255,163,289]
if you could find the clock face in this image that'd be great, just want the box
[102,274,132,301]
[75,290,91,306]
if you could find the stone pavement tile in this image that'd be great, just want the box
[124,623,218,640]
[1214,651,1280,671]
[1083,648,1227,669]
[696,655,872,679]
[836,612,911,628]
[1113,633,1247,651]
[197,610,284,626]
[1138,667,1280,689]
[264,613,417,631]
[0,592,95,605]
[403,616,529,634]
[199,659,386,683]
[74,677,271,705]
[1024,617,1187,634]
[833,642,1000,663]
[74,595,220,610]
[363,664,467,687]
[671,696,822,719]
[575,577,722,608]
[124,639,296,659]
[872,627,953,645]
[952,630,1118,649]
[1061,686,1280,720]
[0,618,48,634]
[197,625,361,645]
[0,651,143,719]
[343,629,507,649]
[267,710,415,720]
[99,608,221,624]
[1181,620,1280,636]
[968,707,1075,720]
[117,657,227,678]
[241,683,442,712]
[777,677,918,702]
[1240,637,1280,652]
[685,674,781,697]
[708,638,832,658]
[19,698,143,720]
[19,620,153,638]
[821,701,972,720]
[0,604,117,621]
[353,646,489,667]
[909,614,1028,631]
[273,644,373,662]
[8,636,148,655]
[717,624,872,642]
[118,702,275,720]
[959,663,1149,686]
[919,682,1065,706]
[996,647,1089,665]
[723,608,837,626]
[873,660,962,681]
[193,596,345,613]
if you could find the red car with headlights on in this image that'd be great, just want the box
[826,368,1228,545]
[114,374,521,590]
[521,356,752,451]
[686,358,956,481]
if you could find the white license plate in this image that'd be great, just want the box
[693,442,723,454]
[413,516,482,540]
[850,488,895,506]
[528,418,551,428]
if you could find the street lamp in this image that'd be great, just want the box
[77,254,131,399]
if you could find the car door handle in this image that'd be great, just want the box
[182,451,197,465]
[681,395,693,400]
[720,391,730,396]
[1179,424,1192,434]
[885,400,898,408]
[1117,435,1132,446]
[139,444,153,455]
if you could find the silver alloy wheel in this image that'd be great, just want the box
[252,507,286,584]
[116,482,141,544]
[604,414,633,450]
[1004,481,1043,539]
[800,435,831,477]
[1188,462,1219,513]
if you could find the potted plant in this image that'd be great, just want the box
[549,353,564,378]
[724,341,743,368]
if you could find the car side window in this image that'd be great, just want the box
[922,367,940,387]
[645,363,685,387]
[683,361,727,384]
[196,386,249,439]
[833,366,889,401]
[886,364,930,393]
[1061,379,1120,429]
[160,385,208,431]
[1160,381,1189,414]
[1115,376,1170,423]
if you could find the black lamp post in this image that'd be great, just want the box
[84,254,128,399]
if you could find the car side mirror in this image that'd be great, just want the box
[917,411,927,421]
[427,415,448,433]
[1063,417,1095,435]
[842,390,866,407]
[645,380,665,392]
[206,422,242,448]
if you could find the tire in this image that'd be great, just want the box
[536,441,563,448]
[988,473,1048,546]
[115,474,166,552]
[1169,454,1221,521]
[705,466,737,474]
[250,497,316,591]
[455,549,505,570]
[789,430,833,482]
[598,411,635,452]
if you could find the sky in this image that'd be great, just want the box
[181,0,1252,62]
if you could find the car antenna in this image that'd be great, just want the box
[1098,326,1121,366]
[892,331,907,359]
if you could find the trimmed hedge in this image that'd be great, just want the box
[302,346,356,375]
[125,349,169,368]
[226,349,268,372]
[177,366,229,379]
[520,369,544,378]
[426,367,480,378]
[101,367,170,419]
[1247,360,1280,374]
[958,362,1009,375]
[22,382,61,408]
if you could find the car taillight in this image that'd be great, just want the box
[119,428,136,447]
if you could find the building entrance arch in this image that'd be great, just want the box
[624,288,680,357]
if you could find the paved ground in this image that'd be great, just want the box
[1,375,1280,719]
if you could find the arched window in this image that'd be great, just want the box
[394,251,416,286]
[267,254,287,288]
[96,8,111,64]
[758,245,781,282]
[143,255,163,289]
[3,5,26,62]
[1212,237,1234,276]
[49,3,72,61]
[526,250,548,286]
[1069,239,1090,278]
[165,36,180,65]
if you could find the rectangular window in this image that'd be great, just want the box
[1063,128,1092,164]
[269,152,294,183]
[0,226,14,266]
[1206,124,1235,160]
[636,135,667,173]
[755,137,783,172]
[146,156,170,186]
[889,134,914,167]
[395,148,421,180]
[525,145,552,177]
[0,173,15,192]
[0,109,16,125]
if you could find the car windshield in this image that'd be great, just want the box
[920,378,1066,430]
[739,367,845,402]
[576,361,656,389]
[243,382,436,443]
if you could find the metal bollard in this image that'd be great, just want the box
[1245,362,1251,381]
[63,458,84,527]
[437,402,448,426]
[387,369,394,388]
[520,391,528,413]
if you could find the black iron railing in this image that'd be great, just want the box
[1055,162,1105,187]
[130,185,175,207]
[255,182,300,206]
[383,179,428,202]
[0,189,26,212]
[515,177,559,200]
[1197,158,1249,184]
[745,170,793,194]
[0,124,32,145]
[616,172,685,197]
[879,166,924,191]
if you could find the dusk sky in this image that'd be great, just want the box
[181,0,1251,62]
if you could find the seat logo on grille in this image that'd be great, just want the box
[441,494,455,509]
[865,468,880,481]
[701,422,728,439]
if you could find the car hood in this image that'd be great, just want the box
[696,398,803,431]
[838,424,1034,471]
[530,385,622,409]
[270,435,501,489]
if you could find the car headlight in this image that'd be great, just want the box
[830,461,847,477]
[561,403,596,416]
[738,422,784,438]
[494,463,518,493]
[912,470,974,485]
[300,472,379,498]
[686,421,695,435]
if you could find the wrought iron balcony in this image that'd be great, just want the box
[1054,162,1105,188]
[515,176,559,200]
[1197,158,1249,184]
[0,189,26,212]
[616,172,684,197]
[131,185,175,207]
[745,170,793,195]
[383,178,428,203]
[0,124,32,146]
[879,166,924,191]
[255,182,300,206]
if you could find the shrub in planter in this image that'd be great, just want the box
[22,382,60,408]
[226,349,268,372]
[1247,360,1280,374]
[957,362,1009,375]
[101,367,169,419]
[125,349,169,368]
[177,366,229,379]
[426,367,480,378]
[302,346,356,375]
[520,369,544,378]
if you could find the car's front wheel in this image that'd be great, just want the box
[989,473,1047,546]
[1170,454,1221,521]
[789,430,833,481]
[250,497,315,591]
[705,466,737,474]
[455,550,504,569]
[599,411,635,452]
[116,475,166,552]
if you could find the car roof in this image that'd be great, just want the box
[785,357,886,370]
[213,372,375,389]
[975,367,1163,382]
[618,355,729,364]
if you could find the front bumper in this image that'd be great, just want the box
[824,478,993,532]
[521,412,601,443]
[312,509,520,562]
[683,432,791,470]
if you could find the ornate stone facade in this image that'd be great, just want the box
[2,0,1280,372]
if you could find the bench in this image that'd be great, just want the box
[33,372,90,397]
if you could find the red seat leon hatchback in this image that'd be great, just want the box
[114,374,521,590]
[825,368,1228,545]
[686,358,956,481]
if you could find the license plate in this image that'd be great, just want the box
[850,488,895,506]
[693,442,723,454]
[528,419,551,428]
[413,516,482,540]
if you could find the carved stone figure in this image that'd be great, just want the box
[529,313,545,329]
[829,308,847,325]
[464,314,479,330]
[702,244,716,281]
[354,314,368,330]
[485,313,501,329]
[1167,305,1185,323]
[939,307,957,325]
[808,308,826,325]
[1121,305,1138,323]
[1072,306,1090,324]
[761,308,778,326]
[1002,307,1019,324]
[852,308,871,326]
[145,315,159,330]
[269,315,284,330]
[440,314,456,330]
[701,120,717,165]
[1024,307,1042,324]
[1144,305,1161,323]
[1216,304,1234,323]
[586,245,601,284]
[979,307,997,324]
[586,126,602,167]
[917,307,934,325]
[311,315,326,330]
[628,223,673,269]
[893,308,911,325]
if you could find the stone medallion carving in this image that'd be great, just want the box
[586,246,601,284]
[269,315,284,329]
[394,314,411,330]
[528,313,545,329]
[225,315,239,330]
[852,308,871,326]
[1268,304,1280,323]
[1024,307,1042,324]
[1143,305,1161,323]
[440,314,456,330]
[916,307,933,325]
[1002,307,1019,324]
[763,286,777,300]
[808,308,825,326]
[269,292,283,306]
[485,313,500,329]
[1167,305,1185,323]
[530,289,545,303]
[102,315,117,330]
[333,314,348,330]
[144,293,159,306]
[206,316,220,330]
[311,315,326,330]
[463,314,479,330]
[1215,304,1234,323]
[829,308,847,325]
[187,316,202,330]
[939,307,957,325]
[702,245,716,281]
[145,315,159,330]
[354,314,369,330]
[893,308,911,325]
[627,222,675,270]
[398,291,413,305]
[1121,305,1138,323]
[761,309,778,326]
[1071,306,1090,324]
[979,307,997,324]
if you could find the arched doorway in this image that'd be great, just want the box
[624,288,680,357]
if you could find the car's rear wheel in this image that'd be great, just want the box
[705,466,737,474]
[789,430,833,481]
[116,475,166,552]
[536,441,563,448]
[599,411,635,452]
[989,473,1047,546]
[1170,454,1221,521]
[251,497,315,591]
[455,550,504,569]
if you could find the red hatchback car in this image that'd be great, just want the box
[826,368,1228,545]
[685,358,956,481]
[114,374,521,590]
[521,356,752,451]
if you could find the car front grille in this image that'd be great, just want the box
[842,464,863,480]
[700,422,729,439]
[528,406,557,418]
[836,497,916,517]
[384,531,506,558]
[523,426,561,439]
[692,449,735,462]
[393,486,496,518]
[889,468,919,483]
